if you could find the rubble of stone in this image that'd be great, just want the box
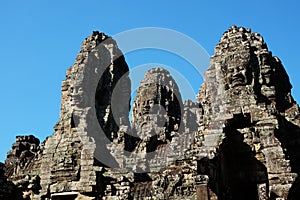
[2,26,300,199]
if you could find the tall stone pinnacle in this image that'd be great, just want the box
[132,68,182,142]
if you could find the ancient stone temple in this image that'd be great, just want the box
[196,26,300,200]
[1,26,300,200]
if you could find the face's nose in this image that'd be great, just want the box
[143,103,150,110]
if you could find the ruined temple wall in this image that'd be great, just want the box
[3,27,300,200]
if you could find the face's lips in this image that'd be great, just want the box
[142,106,150,115]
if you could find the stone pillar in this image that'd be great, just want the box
[195,175,209,200]
[257,183,268,200]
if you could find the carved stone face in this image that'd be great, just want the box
[225,59,249,88]
[135,84,159,116]
[71,78,93,107]
[260,53,272,86]
[261,65,272,86]
[72,84,84,106]
[141,93,156,115]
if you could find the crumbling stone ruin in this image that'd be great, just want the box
[1,26,300,199]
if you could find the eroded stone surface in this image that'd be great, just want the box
[2,26,300,200]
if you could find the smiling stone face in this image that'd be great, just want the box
[222,54,251,89]
[140,89,157,115]
[72,84,84,106]
[226,62,248,88]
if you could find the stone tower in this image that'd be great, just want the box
[197,25,300,199]
[131,68,182,152]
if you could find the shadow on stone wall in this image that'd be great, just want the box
[0,163,23,200]
[198,123,268,200]
[276,115,300,200]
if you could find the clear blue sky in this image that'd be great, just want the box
[1,0,299,162]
